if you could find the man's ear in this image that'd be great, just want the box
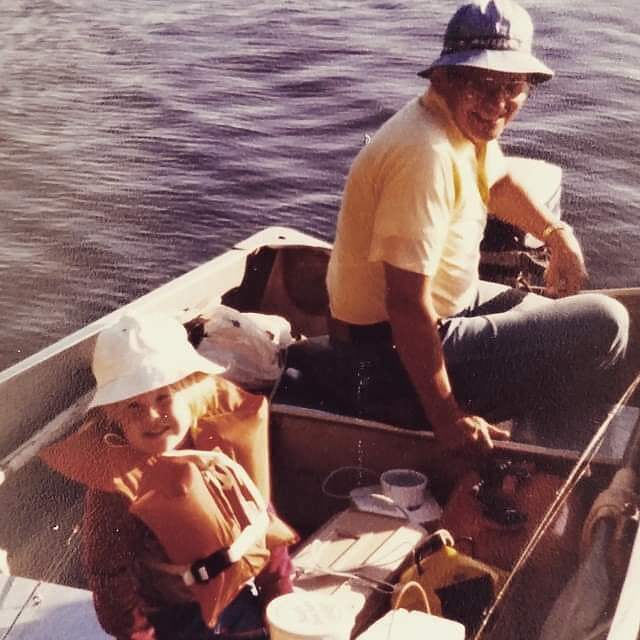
[428,67,450,95]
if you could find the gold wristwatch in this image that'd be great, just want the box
[542,221,571,242]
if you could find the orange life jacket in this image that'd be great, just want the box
[40,376,298,627]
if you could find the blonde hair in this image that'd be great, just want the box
[168,371,217,421]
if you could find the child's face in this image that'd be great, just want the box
[106,385,193,454]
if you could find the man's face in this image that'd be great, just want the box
[437,67,531,145]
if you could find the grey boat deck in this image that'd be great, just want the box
[0,575,109,640]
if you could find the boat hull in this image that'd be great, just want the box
[0,224,638,639]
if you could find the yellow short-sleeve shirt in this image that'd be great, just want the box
[327,89,507,323]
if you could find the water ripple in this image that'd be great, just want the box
[0,0,639,370]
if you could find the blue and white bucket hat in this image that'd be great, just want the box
[419,0,553,82]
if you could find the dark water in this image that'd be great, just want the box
[1,0,639,371]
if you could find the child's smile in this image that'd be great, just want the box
[105,385,193,454]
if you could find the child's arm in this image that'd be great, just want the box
[83,489,155,640]
[255,543,294,609]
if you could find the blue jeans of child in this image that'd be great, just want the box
[334,282,630,449]
[151,586,266,640]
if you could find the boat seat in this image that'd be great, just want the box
[258,247,331,340]
[223,244,426,428]
[273,336,345,415]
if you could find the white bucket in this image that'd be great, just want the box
[266,592,352,640]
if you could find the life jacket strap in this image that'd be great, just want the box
[188,547,233,585]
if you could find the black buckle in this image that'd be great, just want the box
[190,547,233,584]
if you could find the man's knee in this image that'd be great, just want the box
[580,293,629,367]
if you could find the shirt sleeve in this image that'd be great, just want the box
[83,490,152,640]
[368,143,454,276]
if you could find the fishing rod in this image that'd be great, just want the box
[474,370,640,639]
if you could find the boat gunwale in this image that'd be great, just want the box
[0,226,329,459]
[0,226,328,387]
[270,401,627,471]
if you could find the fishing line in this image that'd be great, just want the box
[320,465,379,500]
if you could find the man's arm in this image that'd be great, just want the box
[384,263,509,450]
[489,172,587,296]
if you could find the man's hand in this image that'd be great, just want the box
[544,227,587,297]
[488,175,587,297]
[434,414,511,451]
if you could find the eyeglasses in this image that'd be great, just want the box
[450,70,531,102]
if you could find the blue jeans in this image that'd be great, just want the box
[335,282,630,449]
[442,282,629,417]
[151,586,266,640]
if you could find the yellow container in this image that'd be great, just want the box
[392,545,507,618]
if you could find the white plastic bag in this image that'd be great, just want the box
[197,305,295,389]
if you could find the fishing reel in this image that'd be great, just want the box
[471,459,531,527]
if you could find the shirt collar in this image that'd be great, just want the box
[420,88,492,203]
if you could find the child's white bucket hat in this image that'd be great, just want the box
[88,312,225,409]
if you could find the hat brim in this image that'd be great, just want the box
[88,351,226,409]
[418,49,554,82]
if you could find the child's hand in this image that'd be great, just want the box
[130,608,156,640]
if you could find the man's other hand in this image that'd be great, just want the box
[545,227,587,297]
[434,414,511,451]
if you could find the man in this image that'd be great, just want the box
[326,0,629,450]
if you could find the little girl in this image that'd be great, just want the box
[41,311,297,640]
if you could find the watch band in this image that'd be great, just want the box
[542,221,571,241]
